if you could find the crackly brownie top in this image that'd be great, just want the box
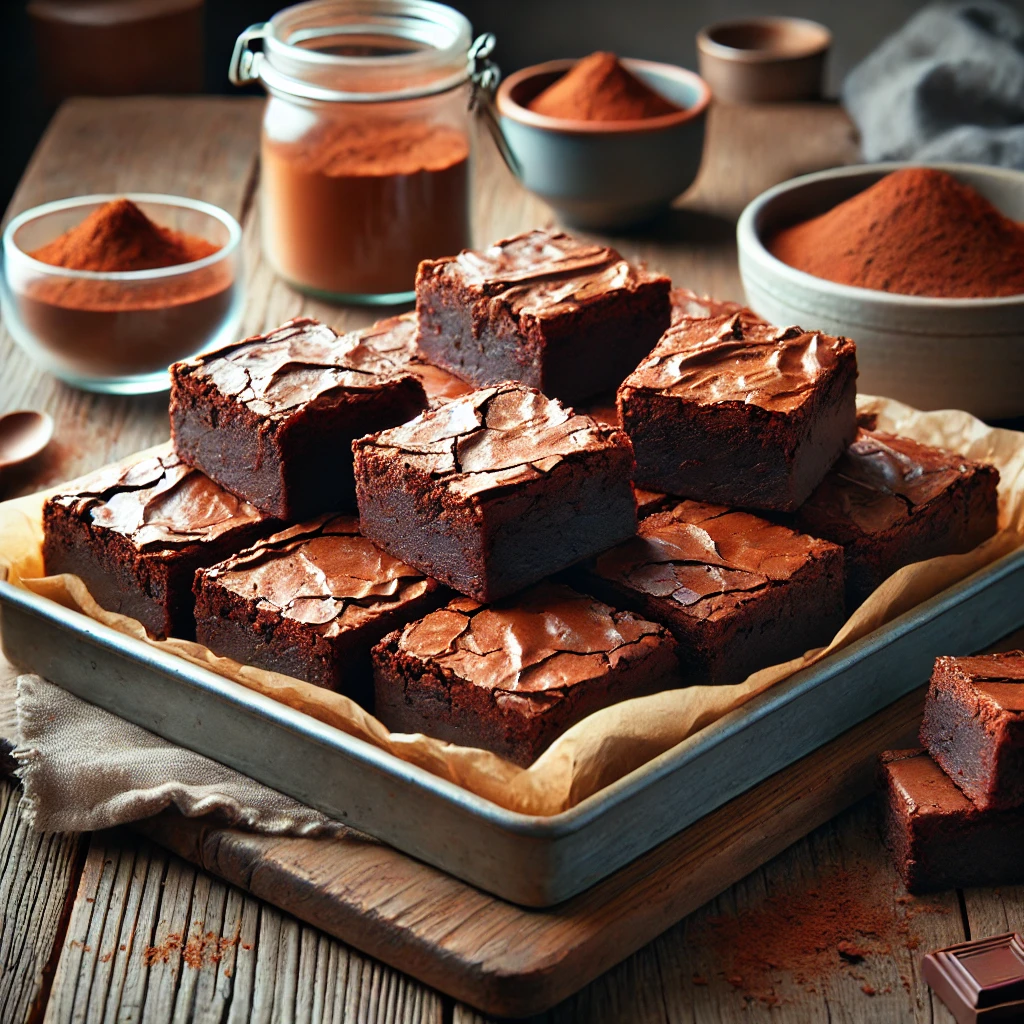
[669,287,755,326]
[802,429,997,536]
[199,515,436,636]
[356,382,629,500]
[591,500,837,623]
[620,311,855,412]
[343,313,472,404]
[48,445,266,551]
[934,652,1024,713]
[176,316,424,419]
[423,229,666,319]
[391,583,672,696]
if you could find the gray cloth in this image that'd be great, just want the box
[843,0,1024,167]
[13,674,347,837]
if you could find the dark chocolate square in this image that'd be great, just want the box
[42,445,276,640]
[415,229,671,403]
[923,932,1024,1022]
[920,652,1024,811]
[194,514,447,702]
[617,312,858,512]
[575,500,845,686]
[372,583,683,766]
[170,317,427,520]
[796,429,1000,607]
[353,382,638,603]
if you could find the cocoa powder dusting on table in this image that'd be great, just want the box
[691,863,950,1006]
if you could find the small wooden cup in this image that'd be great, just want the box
[697,17,831,103]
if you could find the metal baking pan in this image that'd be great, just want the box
[3,544,1024,907]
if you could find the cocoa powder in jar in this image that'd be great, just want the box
[261,116,470,299]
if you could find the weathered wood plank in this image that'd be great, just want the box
[0,779,84,1024]
[42,829,444,1024]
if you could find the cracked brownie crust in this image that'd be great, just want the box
[372,583,683,765]
[42,445,275,639]
[415,229,671,403]
[170,317,428,520]
[576,500,845,686]
[194,515,446,700]
[353,383,638,602]
[618,312,858,511]
[919,652,1024,812]
[795,429,1000,606]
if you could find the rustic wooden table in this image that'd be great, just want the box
[0,96,1021,1024]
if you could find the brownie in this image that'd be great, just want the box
[795,429,1000,607]
[372,583,683,766]
[617,312,858,511]
[353,382,638,603]
[415,229,671,404]
[923,933,1024,1024]
[170,317,428,520]
[344,311,473,406]
[668,286,758,326]
[194,515,447,702]
[42,446,275,640]
[575,500,846,687]
[920,652,1024,812]
[879,748,1024,893]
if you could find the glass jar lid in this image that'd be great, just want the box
[231,0,495,103]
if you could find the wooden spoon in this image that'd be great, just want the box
[0,410,54,471]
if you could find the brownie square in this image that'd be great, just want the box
[795,429,1000,607]
[353,382,638,603]
[194,515,447,702]
[42,446,275,640]
[345,311,473,406]
[170,317,428,520]
[575,500,845,687]
[668,286,759,326]
[879,748,1024,893]
[372,583,683,766]
[920,652,1024,812]
[617,312,858,511]
[415,229,671,403]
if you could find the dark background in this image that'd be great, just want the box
[2,0,1018,211]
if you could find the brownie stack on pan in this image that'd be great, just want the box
[880,651,1024,893]
[40,228,1003,768]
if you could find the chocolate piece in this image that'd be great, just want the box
[618,312,858,511]
[416,229,671,403]
[194,515,446,700]
[923,933,1024,1024]
[575,500,845,686]
[879,748,1024,893]
[354,383,637,602]
[42,446,275,639]
[372,583,683,766]
[795,429,1000,606]
[343,312,473,405]
[170,317,428,519]
[920,652,1024,811]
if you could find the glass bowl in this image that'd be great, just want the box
[0,194,243,394]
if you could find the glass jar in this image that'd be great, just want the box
[231,0,494,305]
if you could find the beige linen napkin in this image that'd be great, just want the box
[12,673,348,837]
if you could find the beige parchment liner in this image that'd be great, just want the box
[2,395,1023,817]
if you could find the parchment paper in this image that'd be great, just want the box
[2,395,1022,816]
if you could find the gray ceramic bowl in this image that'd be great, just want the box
[737,162,1024,420]
[494,58,711,230]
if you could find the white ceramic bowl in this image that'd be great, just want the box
[737,162,1024,420]
[495,58,711,230]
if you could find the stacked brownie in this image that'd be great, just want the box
[880,652,1024,892]
[41,225,1006,766]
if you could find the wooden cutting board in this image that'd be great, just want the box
[129,687,926,1018]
